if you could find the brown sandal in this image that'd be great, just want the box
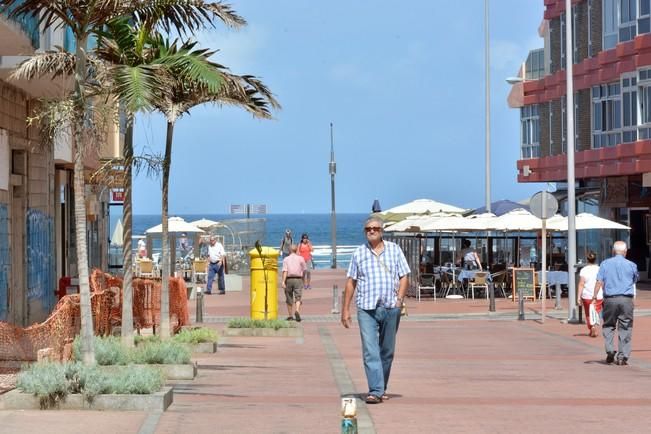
[381,394,390,401]
[365,395,382,404]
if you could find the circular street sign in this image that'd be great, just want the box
[529,191,558,219]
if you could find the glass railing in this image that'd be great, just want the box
[1,1,40,50]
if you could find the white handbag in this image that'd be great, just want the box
[589,303,601,326]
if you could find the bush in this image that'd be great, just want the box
[73,336,130,366]
[73,336,191,365]
[227,318,295,330]
[134,335,161,345]
[17,362,70,409]
[172,327,218,344]
[131,341,191,365]
[16,362,163,408]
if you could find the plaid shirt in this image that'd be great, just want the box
[347,241,410,310]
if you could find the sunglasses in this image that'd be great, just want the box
[364,226,382,233]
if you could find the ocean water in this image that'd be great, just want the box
[123,213,368,269]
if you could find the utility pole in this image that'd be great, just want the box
[329,123,337,269]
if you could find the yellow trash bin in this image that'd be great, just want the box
[248,246,279,320]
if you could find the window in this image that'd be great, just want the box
[638,68,651,138]
[604,0,618,49]
[640,0,651,34]
[521,105,540,159]
[589,0,594,56]
[525,49,545,80]
[561,96,579,153]
[549,101,554,156]
[620,0,637,42]
[622,74,638,142]
[592,82,622,148]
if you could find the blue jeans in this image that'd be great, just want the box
[206,262,225,293]
[357,306,401,397]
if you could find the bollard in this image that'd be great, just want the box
[488,282,495,312]
[331,284,340,314]
[341,398,357,434]
[196,288,204,323]
[518,287,525,321]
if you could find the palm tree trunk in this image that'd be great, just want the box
[121,118,135,347]
[73,35,95,365]
[160,120,175,338]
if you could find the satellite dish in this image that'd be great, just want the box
[529,191,558,219]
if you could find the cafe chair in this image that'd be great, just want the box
[417,273,437,301]
[193,259,208,283]
[467,271,489,300]
[489,270,508,298]
[137,259,155,278]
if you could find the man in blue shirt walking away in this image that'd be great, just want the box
[593,241,638,366]
[341,216,410,404]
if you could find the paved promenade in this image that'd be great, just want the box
[3,269,651,433]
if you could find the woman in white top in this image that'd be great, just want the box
[459,240,482,271]
[577,252,601,337]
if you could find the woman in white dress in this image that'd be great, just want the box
[577,252,601,337]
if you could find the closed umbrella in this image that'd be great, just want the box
[110,219,123,246]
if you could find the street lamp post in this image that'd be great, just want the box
[565,0,578,322]
[485,0,491,214]
[329,123,337,269]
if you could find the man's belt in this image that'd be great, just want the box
[287,276,303,279]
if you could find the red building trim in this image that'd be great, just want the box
[516,141,651,182]
[523,34,651,105]
[544,0,585,20]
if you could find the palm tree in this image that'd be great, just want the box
[96,20,227,340]
[1,0,245,362]
[153,59,280,337]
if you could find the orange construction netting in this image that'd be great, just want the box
[0,290,113,362]
[0,270,189,362]
[89,269,189,333]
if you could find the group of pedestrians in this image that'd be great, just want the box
[579,241,638,365]
[339,219,638,405]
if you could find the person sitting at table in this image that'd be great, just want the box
[458,240,482,271]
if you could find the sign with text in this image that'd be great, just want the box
[512,268,536,301]
[111,190,125,203]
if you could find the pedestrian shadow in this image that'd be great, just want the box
[340,392,404,400]
[584,360,609,365]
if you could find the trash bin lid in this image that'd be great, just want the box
[248,246,280,258]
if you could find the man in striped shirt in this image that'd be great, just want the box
[341,216,410,404]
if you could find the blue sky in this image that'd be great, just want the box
[132,0,545,214]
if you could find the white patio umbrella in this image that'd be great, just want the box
[545,213,631,231]
[381,198,466,215]
[145,216,205,234]
[384,213,450,232]
[491,208,543,231]
[189,218,220,230]
[110,219,123,246]
[420,212,498,232]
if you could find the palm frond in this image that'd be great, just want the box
[10,50,76,80]
[111,64,162,113]
[127,0,246,35]
[156,45,223,93]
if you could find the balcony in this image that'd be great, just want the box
[0,2,39,55]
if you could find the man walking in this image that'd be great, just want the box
[593,241,638,365]
[206,235,226,295]
[281,244,306,322]
[341,216,410,404]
